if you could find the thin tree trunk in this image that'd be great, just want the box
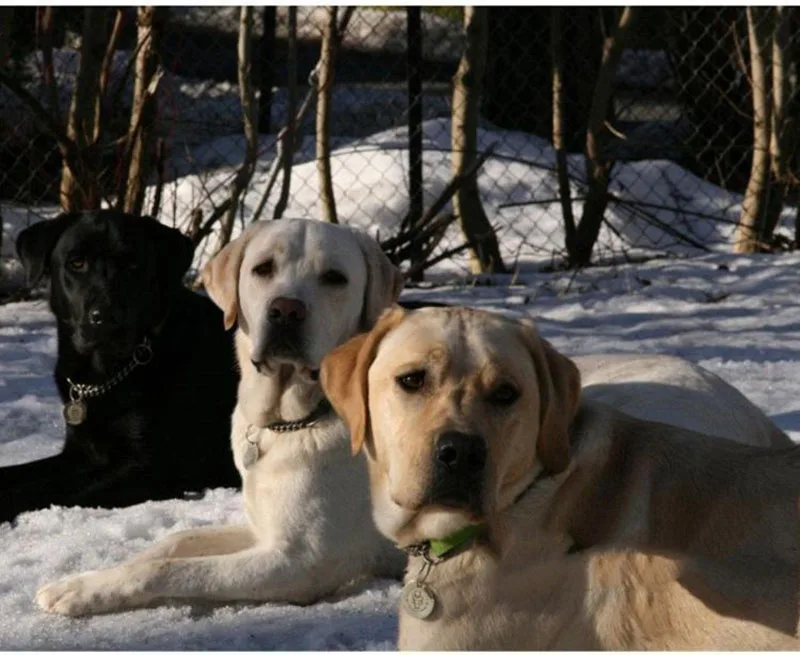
[571,7,638,267]
[273,6,298,221]
[734,7,772,253]
[452,6,506,274]
[216,6,259,254]
[59,7,109,212]
[551,7,576,259]
[259,6,276,134]
[763,7,788,242]
[407,6,424,280]
[121,7,164,216]
[316,7,340,223]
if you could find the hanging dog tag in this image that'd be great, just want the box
[63,399,88,426]
[401,580,436,619]
[242,440,260,469]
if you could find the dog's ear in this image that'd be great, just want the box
[202,229,253,330]
[15,213,79,286]
[321,306,408,455]
[518,319,581,474]
[145,217,195,286]
[350,229,404,330]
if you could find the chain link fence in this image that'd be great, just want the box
[1,7,798,287]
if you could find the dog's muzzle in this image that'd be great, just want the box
[427,431,487,514]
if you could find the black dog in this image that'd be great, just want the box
[1,210,239,523]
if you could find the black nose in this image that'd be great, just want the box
[88,308,105,326]
[268,297,307,327]
[435,431,487,476]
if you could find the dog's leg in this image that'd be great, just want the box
[37,541,350,616]
[129,525,256,562]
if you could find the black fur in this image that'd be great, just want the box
[1,210,239,523]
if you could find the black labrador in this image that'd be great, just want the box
[1,210,239,523]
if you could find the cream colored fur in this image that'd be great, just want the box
[321,306,799,650]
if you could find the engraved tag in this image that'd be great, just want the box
[63,400,87,426]
[401,581,436,619]
[242,440,260,469]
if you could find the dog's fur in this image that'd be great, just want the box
[2,211,238,523]
[322,306,800,650]
[36,218,406,616]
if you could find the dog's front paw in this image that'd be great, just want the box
[36,568,147,616]
[37,572,104,616]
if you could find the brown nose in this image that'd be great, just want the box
[268,297,307,326]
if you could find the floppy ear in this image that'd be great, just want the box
[201,229,253,330]
[15,213,79,286]
[350,229,405,329]
[519,320,582,474]
[321,306,407,455]
[144,217,195,287]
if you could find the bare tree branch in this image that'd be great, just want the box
[149,137,166,217]
[451,7,506,273]
[735,7,771,253]
[214,6,260,256]
[274,6,298,221]
[570,6,639,266]
[551,7,577,257]
[316,7,342,223]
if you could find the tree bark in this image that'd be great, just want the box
[762,7,789,242]
[258,6,277,134]
[551,7,577,259]
[734,7,771,253]
[316,7,340,224]
[59,7,109,212]
[570,7,638,267]
[121,7,164,216]
[407,6,424,279]
[452,7,506,274]
[215,6,259,255]
[273,6,298,220]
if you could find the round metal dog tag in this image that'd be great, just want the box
[242,441,260,469]
[401,581,436,619]
[63,400,88,426]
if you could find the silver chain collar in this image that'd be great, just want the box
[66,337,154,401]
[263,398,333,433]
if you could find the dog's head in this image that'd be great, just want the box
[202,218,403,382]
[321,306,581,547]
[16,210,194,358]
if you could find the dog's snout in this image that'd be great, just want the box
[88,308,105,326]
[268,297,307,326]
[436,432,487,475]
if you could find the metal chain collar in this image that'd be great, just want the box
[66,337,154,402]
[262,397,333,433]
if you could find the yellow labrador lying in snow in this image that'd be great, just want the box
[321,306,800,650]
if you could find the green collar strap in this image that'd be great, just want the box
[427,523,483,559]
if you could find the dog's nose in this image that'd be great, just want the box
[435,431,487,476]
[268,297,307,326]
[88,308,105,326]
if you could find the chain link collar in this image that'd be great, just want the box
[66,337,154,401]
[263,397,333,433]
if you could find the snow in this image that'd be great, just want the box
[2,249,800,649]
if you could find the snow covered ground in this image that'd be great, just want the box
[2,250,800,649]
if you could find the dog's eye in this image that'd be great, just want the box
[252,260,274,277]
[68,256,87,272]
[396,370,425,392]
[488,383,520,406]
[320,270,348,286]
